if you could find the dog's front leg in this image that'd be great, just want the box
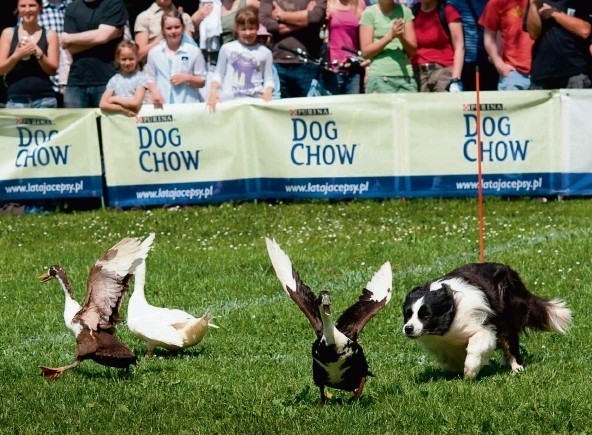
[464,328,497,379]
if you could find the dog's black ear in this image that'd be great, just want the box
[432,284,456,333]
[439,283,455,297]
[433,284,454,307]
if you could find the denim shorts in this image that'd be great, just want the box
[6,96,58,109]
[498,70,531,91]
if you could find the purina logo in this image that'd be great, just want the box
[462,103,505,112]
[289,107,331,117]
[15,118,52,126]
[138,114,174,124]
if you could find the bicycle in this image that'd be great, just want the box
[277,44,365,97]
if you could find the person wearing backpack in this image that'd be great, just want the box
[411,0,465,92]
[446,0,498,91]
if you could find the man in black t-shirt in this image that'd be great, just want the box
[525,0,592,89]
[61,0,128,107]
[259,0,327,98]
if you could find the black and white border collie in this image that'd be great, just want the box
[402,262,572,379]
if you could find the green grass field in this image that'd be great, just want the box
[1,198,590,434]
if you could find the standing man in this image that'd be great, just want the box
[479,0,533,90]
[525,0,592,89]
[61,0,128,108]
[259,0,327,98]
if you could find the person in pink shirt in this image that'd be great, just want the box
[479,0,533,90]
[324,0,366,94]
[412,0,464,92]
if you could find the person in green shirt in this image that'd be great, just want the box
[360,0,417,93]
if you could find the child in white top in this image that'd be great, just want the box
[100,41,147,116]
[145,9,206,105]
[206,6,274,111]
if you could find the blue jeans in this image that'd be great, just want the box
[275,63,320,98]
[64,85,106,108]
[6,96,57,108]
[323,67,363,95]
[498,70,531,91]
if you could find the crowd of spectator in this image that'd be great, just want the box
[1,0,592,111]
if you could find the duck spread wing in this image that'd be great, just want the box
[336,262,392,340]
[265,238,322,336]
[76,234,155,331]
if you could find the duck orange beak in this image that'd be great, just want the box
[38,272,51,282]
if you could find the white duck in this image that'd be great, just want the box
[127,247,218,357]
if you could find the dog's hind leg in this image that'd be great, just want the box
[498,334,524,373]
[464,328,497,379]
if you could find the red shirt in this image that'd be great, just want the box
[412,4,461,68]
[479,0,533,74]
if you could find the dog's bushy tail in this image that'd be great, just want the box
[527,297,572,333]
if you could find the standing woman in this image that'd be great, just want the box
[145,9,207,105]
[324,0,366,95]
[412,0,464,92]
[359,0,417,93]
[0,0,59,108]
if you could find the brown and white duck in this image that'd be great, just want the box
[38,233,155,380]
[38,265,82,337]
[265,238,392,405]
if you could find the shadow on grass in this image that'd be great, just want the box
[44,365,138,381]
[290,385,376,407]
[414,352,535,383]
[130,346,207,360]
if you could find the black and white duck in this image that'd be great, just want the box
[38,233,154,380]
[265,238,392,404]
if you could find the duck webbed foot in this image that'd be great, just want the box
[353,376,366,400]
[39,361,79,381]
[318,386,327,407]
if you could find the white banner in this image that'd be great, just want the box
[560,90,592,195]
[0,109,102,201]
[101,102,253,207]
[3,90,589,206]
[251,94,402,198]
[404,90,561,196]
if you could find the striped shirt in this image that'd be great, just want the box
[447,0,487,64]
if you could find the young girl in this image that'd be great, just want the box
[206,6,274,111]
[0,0,58,108]
[324,0,367,95]
[99,41,147,116]
[145,9,206,105]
